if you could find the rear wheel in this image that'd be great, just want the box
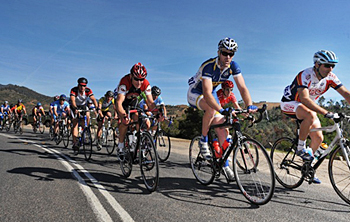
[82,127,93,160]
[120,135,132,177]
[189,136,215,185]
[62,125,70,148]
[329,145,350,205]
[105,127,115,154]
[270,137,304,189]
[139,131,159,192]
[38,122,45,134]
[155,130,171,162]
[233,138,275,205]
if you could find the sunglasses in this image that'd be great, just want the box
[133,77,145,82]
[79,84,87,87]
[220,50,235,57]
[323,64,335,68]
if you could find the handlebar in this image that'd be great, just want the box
[225,104,267,125]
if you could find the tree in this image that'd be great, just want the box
[318,96,325,107]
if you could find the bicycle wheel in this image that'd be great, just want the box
[139,131,159,192]
[233,138,275,205]
[235,137,259,171]
[120,135,132,178]
[189,136,215,185]
[49,126,55,140]
[38,122,45,134]
[62,125,70,148]
[271,137,304,189]
[105,127,115,154]
[5,118,10,132]
[90,125,97,144]
[82,127,93,160]
[155,130,171,162]
[329,145,350,205]
[110,127,119,155]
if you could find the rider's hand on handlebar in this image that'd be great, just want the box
[247,105,258,113]
[324,112,341,121]
[219,108,236,117]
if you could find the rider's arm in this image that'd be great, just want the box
[70,95,77,110]
[336,85,350,105]
[90,95,99,111]
[54,106,59,117]
[202,78,222,112]
[234,75,253,108]
[145,94,155,110]
[298,88,328,115]
[116,94,127,117]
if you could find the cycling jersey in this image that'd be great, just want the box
[15,103,26,113]
[188,57,241,94]
[32,106,44,115]
[70,86,94,106]
[1,105,10,113]
[282,67,342,102]
[98,96,115,112]
[115,74,151,108]
[54,100,70,115]
[217,89,237,106]
[139,95,164,109]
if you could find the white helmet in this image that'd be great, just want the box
[313,50,338,64]
[218,37,238,52]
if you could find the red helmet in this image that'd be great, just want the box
[130,62,147,79]
[222,80,234,89]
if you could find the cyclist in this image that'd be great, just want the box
[53,94,70,138]
[32,102,45,131]
[281,50,350,183]
[217,80,242,109]
[114,62,155,159]
[70,77,99,152]
[96,90,117,150]
[139,86,167,136]
[0,101,12,129]
[49,95,60,128]
[14,99,27,123]
[187,37,257,180]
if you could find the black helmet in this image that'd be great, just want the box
[151,86,161,96]
[77,77,88,85]
[105,90,114,98]
[54,95,60,101]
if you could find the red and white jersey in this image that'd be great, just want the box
[217,88,237,106]
[70,86,94,106]
[115,74,151,103]
[282,67,342,102]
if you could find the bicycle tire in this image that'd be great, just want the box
[105,127,115,154]
[39,122,45,134]
[5,119,10,132]
[120,135,132,177]
[155,130,171,162]
[62,125,70,148]
[270,137,304,189]
[233,138,275,205]
[109,127,119,155]
[49,126,55,140]
[139,131,159,192]
[189,136,215,185]
[82,127,93,160]
[329,145,350,205]
[90,125,97,144]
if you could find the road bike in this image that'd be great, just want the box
[13,116,23,135]
[271,113,350,205]
[149,115,173,162]
[97,116,116,155]
[0,113,11,132]
[74,110,93,161]
[33,115,45,134]
[189,105,275,205]
[119,106,159,192]
[54,115,70,148]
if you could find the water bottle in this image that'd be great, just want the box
[222,135,232,151]
[78,126,82,137]
[314,142,328,160]
[102,127,106,140]
[130,130,137,152]
[213,139,222,158]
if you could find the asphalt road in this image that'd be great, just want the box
[0,127,349,222]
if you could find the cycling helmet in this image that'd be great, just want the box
[151,86,161,96]
[313,50,338,64]
[18,99,22,103]
[4,101,8,104]
[130,63,147,79]
[54,95,60,101]
[222,80,234,89]
[218,37,238,52]
[78,77,88,85]
[105,90,114,98]
[60,94,67,100]
[37,102,42,106]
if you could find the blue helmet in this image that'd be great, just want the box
[313,50,338,64]
[60,94,67,100]
[37,102,42,106]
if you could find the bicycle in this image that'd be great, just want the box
[54,115,70,148]
[97,116,116,155]
[119,106,159,192]
[74,110,93,160]
[189,105,275,205]
[1,113,11,132]
[33,115,45,134]
[150,115,173,162]
[13,116,23,135]
[271,113,350,205]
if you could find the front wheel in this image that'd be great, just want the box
[82,127,93,160]
[139,131,159,192]
[155,130,171,162]
[62,125,70,148]
[38,122,45,134]
[329,145,350,205]
[105,127,115,155]
[120,135,132,177]
[189,136,215,185]
[270,137,304,189]
[233,138,275,205]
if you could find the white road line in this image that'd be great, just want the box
[1,133,134,222]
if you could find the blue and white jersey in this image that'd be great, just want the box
[1,105,10,113]
[188,57,241,94]
[54,100,70,114]
[139,96,164,109]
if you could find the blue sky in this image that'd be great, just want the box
[1,0,350,105]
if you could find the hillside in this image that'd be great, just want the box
[0,84,52,110]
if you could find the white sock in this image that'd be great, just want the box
[297,140,306,151]
[118,142,124,150]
